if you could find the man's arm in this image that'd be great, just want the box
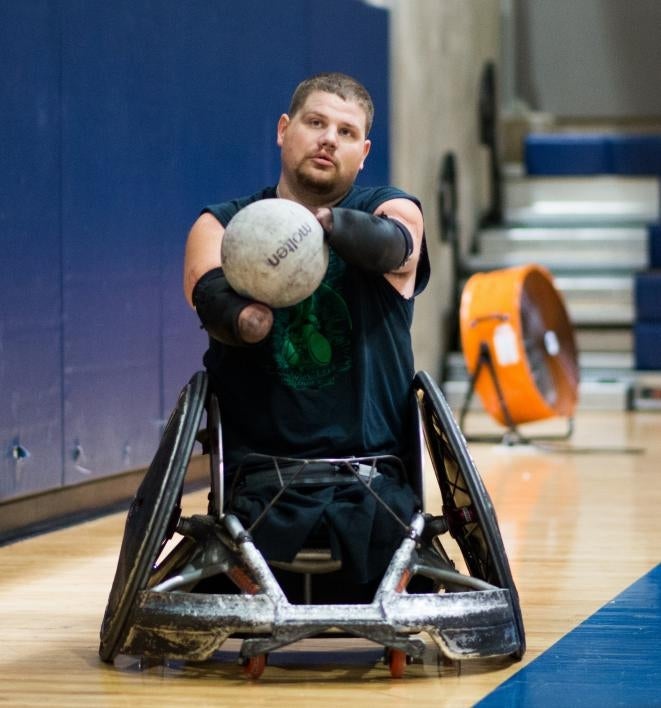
[183,212,224,307]
[316,197,425,298]
[374,197,425,298]
[183,212,273,344]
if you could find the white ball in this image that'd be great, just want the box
[221,198,329,308]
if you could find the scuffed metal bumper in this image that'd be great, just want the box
[118,512,522,663]
[123,586,519,661]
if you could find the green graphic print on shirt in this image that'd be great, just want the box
[270,253,352,390]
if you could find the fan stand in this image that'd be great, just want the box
[458,342,574,445]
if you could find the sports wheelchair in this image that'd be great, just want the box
[99,370,525,678]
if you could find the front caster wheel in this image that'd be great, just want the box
[387,649,407,679]
[242,654,267,679]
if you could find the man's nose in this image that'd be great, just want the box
[319,127,338,149]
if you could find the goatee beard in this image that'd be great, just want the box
[295,167,337,196]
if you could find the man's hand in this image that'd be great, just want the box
[315,207,333,234]
[237,303,274,343]
[192,267,273,346]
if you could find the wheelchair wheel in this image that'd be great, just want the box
[387,648,407,679]
[99,371,208,662]
[413,370,525,658]
[243,654,267,679]
[207,392,223,518]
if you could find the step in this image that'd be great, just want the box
[444,350,635,382]
[467,226,648,273]
[554,275,633,326]
[457,273,634,327]
[504,175,660,225]
[575,328,632,353]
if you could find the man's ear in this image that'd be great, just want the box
[359,139,372,171]
[276,114,290,147]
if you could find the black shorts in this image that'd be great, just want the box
[228,464,420,585]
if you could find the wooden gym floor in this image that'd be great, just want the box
[1,410,660,707]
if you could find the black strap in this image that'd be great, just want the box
[325,208,413,272]
[236,461,383,489]
[192,267,254,346]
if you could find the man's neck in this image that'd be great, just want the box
[276,181,350,211]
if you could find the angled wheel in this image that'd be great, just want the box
[413,370,525,658]
[207,393,224,518]
[99,371,208,662]
[387,649,407,679]
[243,654,267,679]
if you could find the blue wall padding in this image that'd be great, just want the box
[524,134,611,175]
[0,1,65,500]
[0,0,390,501]
[525,133,661,176]
[634,321,661,370]
[648,224,661,268]
[635,271,661,321]
[611,135,661,175]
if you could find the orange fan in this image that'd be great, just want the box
[459,264,579,438]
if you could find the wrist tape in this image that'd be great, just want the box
[326,208,413,272]
[192,267,253,346]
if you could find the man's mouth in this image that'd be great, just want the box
[311,152,336,167]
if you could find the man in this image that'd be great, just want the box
[183,73,430,598]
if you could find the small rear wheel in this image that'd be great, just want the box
[387,649,407,679]
[243,654,267,679]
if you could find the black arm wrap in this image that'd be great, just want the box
[191,267,253,346]
[325,208,414,272]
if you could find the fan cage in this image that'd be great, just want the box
[459,264,579,426]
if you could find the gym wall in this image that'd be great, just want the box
[0,0,389,505]
[514,0,661,118]
[388,1,502,375]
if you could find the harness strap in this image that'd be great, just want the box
[237,461,382,489]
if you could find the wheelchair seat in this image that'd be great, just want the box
[98,370,525,678]
[270,549,342,574]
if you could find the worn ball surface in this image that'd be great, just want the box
[221,199,329,308]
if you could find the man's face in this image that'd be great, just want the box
[277,91,371,200]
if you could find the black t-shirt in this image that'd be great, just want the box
[202,184,430,484]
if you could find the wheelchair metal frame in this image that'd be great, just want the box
[99,370,525,677]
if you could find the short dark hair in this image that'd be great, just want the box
[288,72,374,135]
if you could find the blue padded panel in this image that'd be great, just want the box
[157,0,309,207]
[153,0,310,412]
[635,271,661,321]
[611,135,661,175]
[60,2,164,483]
[634,321,661,370]
[525,134,611,175]
[0,1,64,498]
[305,0,390,187]
[0,0,391,499]
[525,133,661,176]
[649,224,661,269]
